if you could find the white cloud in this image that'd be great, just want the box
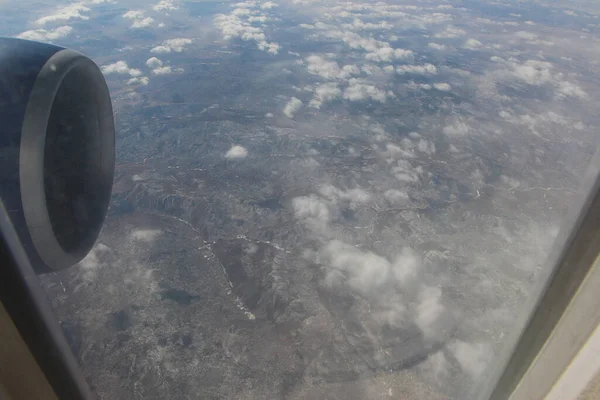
[146,57,163,68]
[318,185,372,206]
[384,189,409,205]
[309,83,341,108]
[344,79,392,103]
[123,10,155,28]
[248,15,268,23]
[428,42,447,51]
[406,82,432,91]
[396,64,437,75]
[127,76,149,85]
[556,81,588,99]
[152,66,173,75]
[321,240,390,294]
[123,10,144,19]
[443,119,470,136]
[36,3,90,25]
[132,17,155,28]
[463,38,482,49]
[145,57,182,75]
[305,55,359,80]
[101,61,142,77]
[131,229,162,242]
[365,47,413,62]
[320,240,420,297]
[283,97,303,118]
[260,1,279,10]
[511,60,554,85]
[495,59,588,99]
[151,38,193,53]
[391,159,420,182]
[332,32,411,63]
[232,7,252,16]
[17,26,73,41]
[153,0,178,11]
[225,145,248,159]
[415,285,444,338]
[449,341,492,378]
[345,18,392,31]
[78,243,110,281]
[434,26,466,38]
[214,12,279,54]
[418,139,436,155]
[433,82,452,91]
[292,195,331,227]
[515,31,537,40]
[261,1,278,9]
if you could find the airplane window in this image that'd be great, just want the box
[2,0,599,398]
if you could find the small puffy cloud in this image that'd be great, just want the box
[146,57,163,68]
[318,185,372,206]
[214,13,279,54]
[415,285,444,338]
[35,3,90,25]
[556,81,588,99]
[152,66,173,75]
[305,55,359,80]
[101,61,142,77]
[309,83,341,108]
[511,60,553,85]
[463,38,482,49]
[17,26,73,42]
[283,97,303,118]
[232,7,252,16]
[406,82,432,91]
[123,10,144,19]
[391,159,420,182]
[344,79,392,103]
[123,10,155,28]
[127,76,149,85]
[428,42,447,51]
[515,31,537,40]
[248,15,268,23]
[320,240,420,296]
[225,145,248,159]
[433,82,452,91]
[449,341,492,378]
[418,139,436,155]
[153,0,178,11]
[145,57,182,75]
[384,189,409,205]
[321,240,390,294]
[78,243,110,281]
[434,26,466,38]
[151,38,193,53]
[396,63,437,75]
[346,18,392,31]
[443,119,470,136]
[261,1,278,8]
[365,47,413,62]
[123,10,156,29]
[130,229,162,242]
[132,17,155,28]
[292,195,331,228]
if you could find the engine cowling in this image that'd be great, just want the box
[0,38,115,274]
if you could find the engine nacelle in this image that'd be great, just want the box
[0,38,115,274]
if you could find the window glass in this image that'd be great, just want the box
[2,0,599,398]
